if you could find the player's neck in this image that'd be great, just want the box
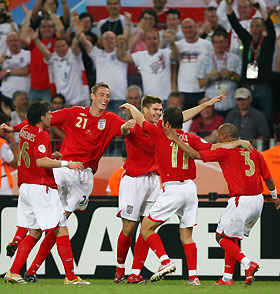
[90,105,104,117]
[36,122,44,130]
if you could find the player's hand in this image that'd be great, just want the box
[273,198,280,210]
[239,140,253,151]
[52,151,62,160]
[67,161,84,171]
[205,94,226,106]
[122,119,136,130]
[119,103,132,110]
[1,101,11,116]
[162,30,176,44]
[0,123,13,133]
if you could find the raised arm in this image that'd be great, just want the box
[30,0,43,24]
[71,14,81,56]
[31,29,52,61]
[120,103,144,127]
[116,35,134,64]
[120,119,136,136]
[162,31,179,60]
[19,4,32,47]
[61,0,70,27]
[182,94,225,122]
[123,11,132,40]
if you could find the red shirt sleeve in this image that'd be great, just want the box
[33,132,49,160]
[13,120,28,132]
[199,148,226,163]
[50,108,69,127]
[257,151,272,181]
[142,121,162,142]
[188,133,212,151]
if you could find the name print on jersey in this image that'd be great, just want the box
[19,129,36,142]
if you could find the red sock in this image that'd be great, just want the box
[27,230,57,275]
[224,251,236,275]
[10,235,37,274]
[146,233,170,265]
[132,234,149,271]
[56,235,76,281]
[219,238,245,263]
[116,231,132,274]
[12,227,28,244]
[183,243,197,279]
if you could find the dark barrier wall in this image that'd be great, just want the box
[0,196,279,280]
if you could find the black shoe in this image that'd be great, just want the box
[6,242,18,258]
[24,272,39,283]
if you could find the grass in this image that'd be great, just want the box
[2,279,280,294]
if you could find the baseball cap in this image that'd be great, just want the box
[234,87,251,99]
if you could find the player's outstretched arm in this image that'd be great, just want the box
[211,140,253,151]
[120,103,144,127]
[182,94,225,123]
[121,119,136,136]
[165,128,201,159]
[265,178,280,210]
[0,123,14,133]
[36,157,84,171]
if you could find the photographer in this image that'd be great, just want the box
[0,1,18,56]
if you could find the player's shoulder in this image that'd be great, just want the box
[103,111,125,121]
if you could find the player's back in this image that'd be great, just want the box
[17,124,57,189]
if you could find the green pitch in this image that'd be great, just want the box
[2,279,280,294]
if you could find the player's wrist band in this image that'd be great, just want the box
[269,188,278,199]
[61,161,68,167]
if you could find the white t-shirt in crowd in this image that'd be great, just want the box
[0,22,18,56]
[132,48,172,101]
[46,49,90,106]
[0,49,30,98]
[176,38,213,93]
[89,47,128,101]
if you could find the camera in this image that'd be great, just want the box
[252,2,260,9]
[0,12,11,23]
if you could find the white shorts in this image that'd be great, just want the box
[149,180,198,228]
[117,173,160,221]
[17,183,66,231]
[216,194,264,240]
[54,167,94,212]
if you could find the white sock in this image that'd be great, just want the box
[241,257,250,270]
[222,273,233,282]
[131,269,141,276]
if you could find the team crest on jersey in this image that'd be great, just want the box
[126,205,133,214]
[98,119,106,130]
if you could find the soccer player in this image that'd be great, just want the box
[116,94,227,283]
[167,123,280,285]
[120,103,250,285]
[1,82,126,281]
[4,102,88,284]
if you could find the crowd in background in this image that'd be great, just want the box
[0,0,280,165]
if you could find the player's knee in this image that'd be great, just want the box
[216,232,222,244]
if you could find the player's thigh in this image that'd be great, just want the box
[30,185,67,231]
[149,184,186,223]
[178,180,198,228]
[118,175,150,221]
[17,184,39,230]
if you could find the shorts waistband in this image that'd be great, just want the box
[163,180,190,186]
[123,171,158,178]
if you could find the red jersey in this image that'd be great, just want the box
[124,124,158,177]
[17,124,57,189]
[28,38,56,90]
[142,120,212,184]
[199,147,272,197]
[14,107,125,171]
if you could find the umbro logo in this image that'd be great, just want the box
[79,113,87,116]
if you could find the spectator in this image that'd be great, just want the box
[175,18,213,110]
[0,113,17,195]
[30,0,70,30]
[261,124,280,195]
[0,0,18,56]
[189,97,224,143]
[30,29,90,106]
[50,93,65,151]
[166,92,192,132]
[226,0,275,136]
[159,9,184,49]
[0,32,30,110]
[225,87,269,143]
[128,9,158,87]
[77,21,128,113]
[19,8,64,103]
[117,28,179,103]
[197,31,241,116]
[1,91,29,143]
[96,0,128,38]
[199,6,227,41]
[121,85,142,120]
[152,0,168,29]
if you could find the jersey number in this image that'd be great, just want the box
[240,151,255,177]
[171,141,189,169]
[17,138,30,168]
[75,117,88,129]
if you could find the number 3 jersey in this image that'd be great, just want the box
[199,148,272,197]
[142,120,212,184]
[17,124,57,189]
